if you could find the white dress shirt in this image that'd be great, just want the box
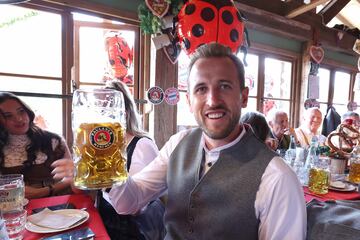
[107,128,307,240]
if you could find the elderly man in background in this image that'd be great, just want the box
[295,107,325,148]
[267,109,291,150]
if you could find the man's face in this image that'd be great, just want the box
[186,57,248,143]
[270,112,289,139]
[306,109,322,134]
[0,99,30,135]
[344,116,360,128]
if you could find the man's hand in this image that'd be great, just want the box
[51,158,74,184]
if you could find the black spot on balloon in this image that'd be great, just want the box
[230,29,239,42]
[192,24,204,37]
[109,59,115,65]
[201,7,215,22]
[185,4,195,15]
[222,10,233,25]
[183,38,191,50]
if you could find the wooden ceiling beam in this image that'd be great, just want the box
[234,2,357,55]
[319,0,351,24]
[286,0,329,18]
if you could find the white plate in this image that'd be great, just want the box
[329,184,356,192]
[25,209,89,233]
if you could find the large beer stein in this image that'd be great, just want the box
[72,89,127,190]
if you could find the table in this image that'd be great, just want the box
[23,194,110,240]
[304,186,360,202]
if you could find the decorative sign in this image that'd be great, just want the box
[304,98,320,109]
[309,45,324,64]
[147,86,164,105]
[308,75,320,99]
[347,101,357,111]
[164,87,180,105]
[145,0,169,18]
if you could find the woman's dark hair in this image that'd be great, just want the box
[0,92,64,168]
[240,111,270,142]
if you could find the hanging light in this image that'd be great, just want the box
[304,0,311,4]
[0,0,30,4]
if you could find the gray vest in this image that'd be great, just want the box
[164,128,275,240]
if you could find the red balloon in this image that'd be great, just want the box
[105,34,133,79]
[177,0,245,55]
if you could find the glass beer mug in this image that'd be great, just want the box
[72,89,127,190]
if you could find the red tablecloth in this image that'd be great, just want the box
[23,194,110,240]
[304,186,360,202]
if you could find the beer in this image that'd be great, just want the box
[349,162,360,184]
[73,122,127,189]
[308,168,330,195]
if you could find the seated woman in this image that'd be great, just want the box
[0,92,73,199]
[98,80,164,240]
[240,111,278,151]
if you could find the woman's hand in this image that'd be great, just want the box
[51,158,74,184]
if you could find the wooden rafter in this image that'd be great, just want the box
[337,12,356,28]
[286,0,329,18]
[319,0,351,24]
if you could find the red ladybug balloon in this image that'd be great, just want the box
[177,0,245,55]
[105,34,133,79]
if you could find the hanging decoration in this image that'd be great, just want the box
[309,45,324,64]
[138,0,250,64]
[145,0,170,18]
[354,39,360,55]
[104,32,134,84]
[177,0,245,55]
[147,86,165,105]
[304,98,320,110]
[347,101,357,111]
[164,87,180,105]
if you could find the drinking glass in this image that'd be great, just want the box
[0,174,24,213]
[72,88,127,190]
[1,210,27,240]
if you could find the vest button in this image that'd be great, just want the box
[188,228,194,234]
[189,216,194,222]
[190,204,195,209]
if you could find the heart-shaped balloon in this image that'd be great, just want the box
[145,0,169,18]
[309,45,324,64]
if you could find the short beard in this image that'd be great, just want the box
[197,113,240,140]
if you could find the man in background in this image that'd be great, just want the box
[268,109,290,150]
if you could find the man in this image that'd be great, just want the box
[295,107,325,148]
[106,43,306,239]
[268,109,290,150]
[342,111,360,128]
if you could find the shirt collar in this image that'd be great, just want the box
[202,125,246,154]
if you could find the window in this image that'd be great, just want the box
[0,5,64,136]
[0,3,144,144]
[314,66,352,118]
[238,51,295,118]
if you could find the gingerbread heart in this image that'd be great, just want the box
[163,44,181,64]
[145,0,169,18]
[309,45,324,64]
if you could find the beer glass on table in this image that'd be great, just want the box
[0,174,27,240]
[72,89,127,190]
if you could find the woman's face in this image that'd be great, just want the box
[0,99,30,135]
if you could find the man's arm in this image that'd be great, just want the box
[256,157,306,240]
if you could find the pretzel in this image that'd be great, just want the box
[326,123,360,158]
